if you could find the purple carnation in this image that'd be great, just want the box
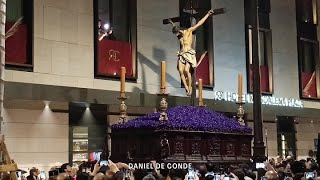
[111,106,252,134]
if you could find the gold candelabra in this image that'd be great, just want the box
[158,61,168,121]
[198,100,206,107]
[237,74,245,125]
[198,79,205,107]
[236,101,245,126]
[158,91,169,122]
[117,96,128,124]
[118,67,128,124]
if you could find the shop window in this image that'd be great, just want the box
[299,39,319,98]
[245,0,273,94]
[72,127,89,162]
[247,28,273,93]
[5,0,33,69]
[94,0,137,80]
[296,0,320,99]
[69,103,108,164]
[179,0,214,87]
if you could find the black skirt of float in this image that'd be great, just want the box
[110,106,253,164]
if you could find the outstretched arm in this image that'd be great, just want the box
[188,9,214,32]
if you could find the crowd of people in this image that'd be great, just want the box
[0,156,319,180]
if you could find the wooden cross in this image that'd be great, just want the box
[163,8,225,106]
[0,135,18,180]
[162,8,225,24]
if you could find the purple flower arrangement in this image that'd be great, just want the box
[112,106,252,134]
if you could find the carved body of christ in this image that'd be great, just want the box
[164,8,224,98]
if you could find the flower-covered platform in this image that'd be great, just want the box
[110,106,253,163]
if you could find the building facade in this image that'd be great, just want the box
[2,0,320,172]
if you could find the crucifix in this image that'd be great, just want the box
[163,5,224,106]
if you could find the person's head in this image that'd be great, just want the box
[60,163,72,173]
[290,160,305,174]
[300,159,307,164]
[293,173,304,180]
[159,168,170,179]
[48,175,57,180]
[172,26,184,36]
[22,175,27,180]
[269,158,276,166]
[205,175,214,180]
[132,169,148,180]
[105,170,116,180]
[233,169,245,180]
[276,156,283,163]
[114,171,125,180]
[198,164,207,177]
[277,171,285,180]
[281,161,288,167]
[98,19,102,28]
[265,171,279,180]
[206,162,214,172]
[240,163,250,173]
[56,173,71,180]
[228,165,239,173]
[1,172,11,180]
[29,167,39,177]
[205,174,214,180]
[305,158,316,170]
[169,169,186,180]
[286,156,294,164]
[77,173,89,180]
[93,172,106,180]
[245,172,256,180]
[306,162,318,172]
[142,174,156,180]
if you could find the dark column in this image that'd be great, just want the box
[251,0,266,161]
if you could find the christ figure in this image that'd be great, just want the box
[168,9,214,96]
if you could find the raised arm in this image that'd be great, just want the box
[188,9,214,32]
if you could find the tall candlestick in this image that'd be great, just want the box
[198,79,203,105]
[161,61,166,93]
[238,74,243,102]
[120,67,126,97]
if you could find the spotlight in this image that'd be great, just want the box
[44,101,50,109]
[114,72,117,75]
[103,23,110,30]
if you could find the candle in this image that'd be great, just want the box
[238,74,243,102]
[198,79,203,105]
[120,67,126,97]
[161,61,166,93]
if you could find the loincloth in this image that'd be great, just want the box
[177,49,197,68]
